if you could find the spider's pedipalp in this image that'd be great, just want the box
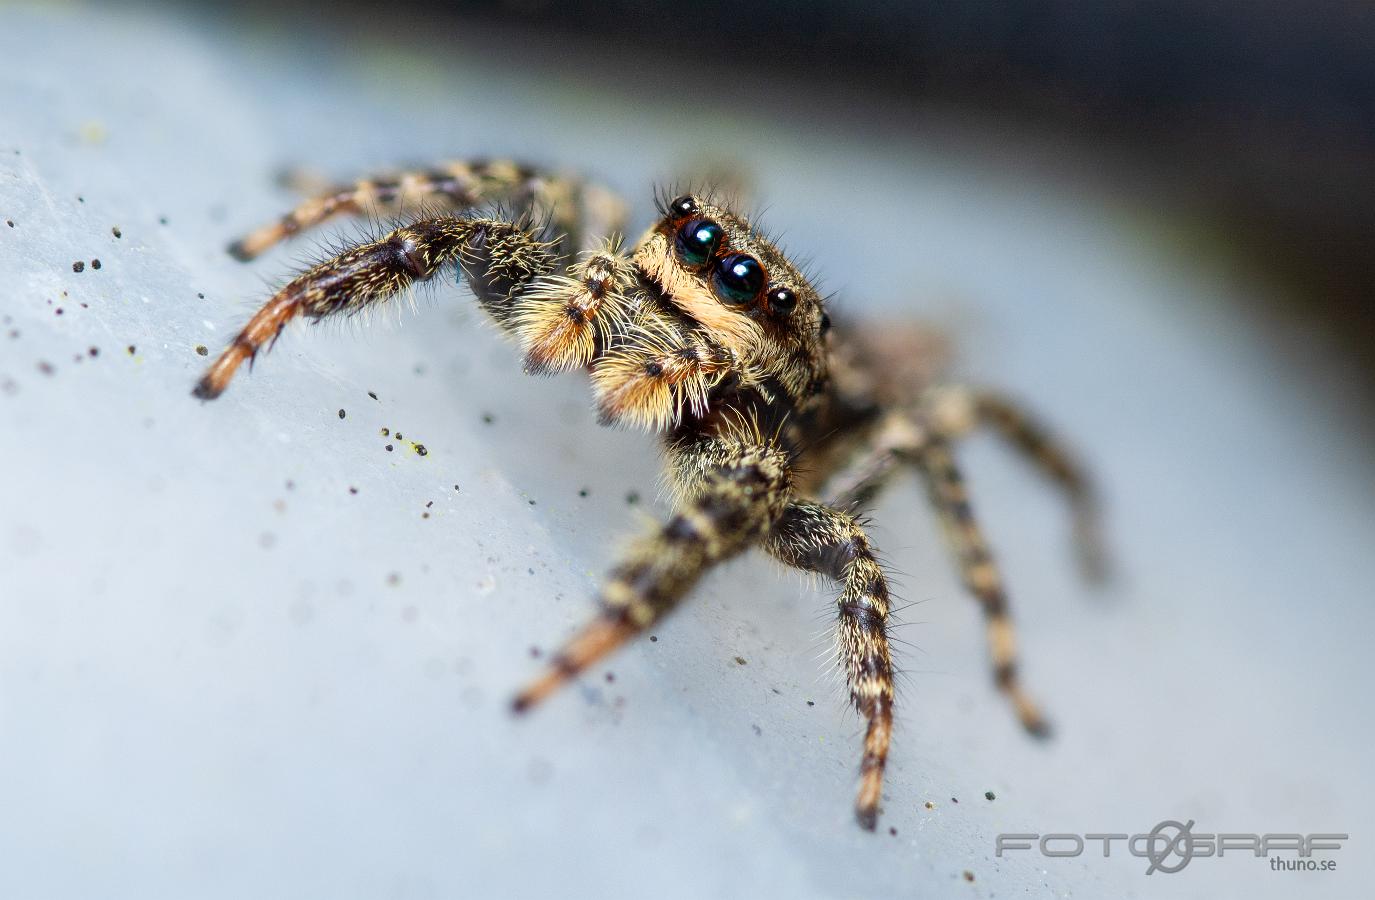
[513,243,634,375]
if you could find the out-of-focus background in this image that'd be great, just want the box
[1,2,1372,899]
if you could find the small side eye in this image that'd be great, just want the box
[675,219,724,267]
[820,313,832,335]
[713,253,765,305]
[766,286,797,316]
[669,195,699,217]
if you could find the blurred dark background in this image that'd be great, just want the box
[193,0,1363,403]
[289,0,1374,382]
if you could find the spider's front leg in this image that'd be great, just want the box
[194,211,634,399]
[512,434,793,711]
[764,502,897,831]
[227,158,627,261]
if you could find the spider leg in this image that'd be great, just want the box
[513,434,792,710]
[194,214,563,399]
[818,411,928,510]
[925,386,1108,583]
[227,159,627,261]
[765,501,897,831]
[915,434,1050,736]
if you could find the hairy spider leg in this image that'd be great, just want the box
[916,435,1049,736]
[967,390,1109,583]
[765,501,898,831]
[227,158,627,261]
[512,436,793,711]
[194,215,562,399]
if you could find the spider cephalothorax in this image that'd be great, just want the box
[195,160,1105,831]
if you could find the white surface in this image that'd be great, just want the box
[1,5,1372,899]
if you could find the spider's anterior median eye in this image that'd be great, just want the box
[669,195,698,217]
[675,219,724,267]
[713,253,765,305]
[766,286,797,316]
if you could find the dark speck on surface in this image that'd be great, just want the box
[734,656,747,666]
[37,361,55,376]
[111,226,121,238]
[806,700,815,706]
[348,486,358,495]
[90,258,101,269]
[367,391,378,401]
[625,490,640,506]
[196,292,204,299]
[380,427,390,436]
[385,444,393,452]
[413,443,427,456]
[649,635,657,642]
[5,220,13,227]
[527,499,535,505]
[751,723,762,736]
[985,791,996,801]
[578,488,588,497]
[481,412,495,425]
[71,260,84,272]
[158,215,168,225]
[604,672,615,683]
[889,827,897,836]
[88,347,98,357]
[126,345,135,355]
[337,408,345,419]
[963,871,974,883]
[529,646,542,659]
[951,797,959,804]
[195,345,208,356]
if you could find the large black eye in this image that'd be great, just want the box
[713,253,765,305]
[766,286,797,316]
[675,219,723,267]
[668,195,698,217]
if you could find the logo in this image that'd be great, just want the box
[996,821,1347,876]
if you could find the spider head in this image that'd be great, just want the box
[634,193,829,400]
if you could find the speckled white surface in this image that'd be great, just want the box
[1,5,1373,899]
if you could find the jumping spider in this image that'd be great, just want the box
[195,160,1105,831]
